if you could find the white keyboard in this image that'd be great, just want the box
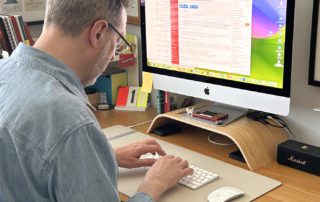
[179,165,219,190]
[140,153,219,190]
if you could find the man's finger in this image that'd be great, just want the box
[178,160,189,169]
[139,145,166,156]
[183,167,194,176]
[138,158,157,167]
[143,140,166,153]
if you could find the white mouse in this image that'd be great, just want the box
[207,186,245,202]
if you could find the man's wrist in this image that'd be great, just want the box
[138,180,166,201]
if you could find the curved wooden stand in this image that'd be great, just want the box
[147,104,288,171]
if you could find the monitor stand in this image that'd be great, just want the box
[183,102,248,127]
[147,102,288,171]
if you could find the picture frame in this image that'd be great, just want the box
[126,0,140,25]
[309,0,320,86]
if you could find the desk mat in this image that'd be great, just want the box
[102,125,135,140]
[107,126,281,202]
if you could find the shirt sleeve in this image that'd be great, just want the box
[128,192,154,202]
[47,123,120,202]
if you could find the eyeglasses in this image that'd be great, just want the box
[108,22,133,52]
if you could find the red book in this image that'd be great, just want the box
[164,91,169,113]
[116,86,129,107]
[10,16,22,43]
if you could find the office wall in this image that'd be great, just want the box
[29,0,320,146]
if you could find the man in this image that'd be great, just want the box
[0,0,193,201]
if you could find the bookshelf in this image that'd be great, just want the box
[87,33,141,109]
[0,0,46,23]
[0,14,34,55]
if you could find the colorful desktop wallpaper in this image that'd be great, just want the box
[249,0,287,88]
[213,0,287,88]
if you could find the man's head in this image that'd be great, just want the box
[39,0,129,86]
[44,0,128,37]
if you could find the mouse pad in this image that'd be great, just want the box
[108,128,281,202]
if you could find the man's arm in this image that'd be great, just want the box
[47,123,120,202]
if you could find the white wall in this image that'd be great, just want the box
[29,0,320,146]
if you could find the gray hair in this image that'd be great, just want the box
[44,0,129,36]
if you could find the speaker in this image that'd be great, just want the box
[277,140,320,175]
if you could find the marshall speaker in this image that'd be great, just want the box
[277,140,320,175]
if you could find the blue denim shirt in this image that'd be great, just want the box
[0,43,153,202]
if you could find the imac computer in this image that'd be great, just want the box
[141,0,295,122]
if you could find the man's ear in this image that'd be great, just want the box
[89,19,108,48]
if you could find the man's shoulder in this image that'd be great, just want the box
[12,91,97,160]
[45,91,90,118]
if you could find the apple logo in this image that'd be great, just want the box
[204,87,210,95]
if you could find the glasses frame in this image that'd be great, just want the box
[108,22,133,52]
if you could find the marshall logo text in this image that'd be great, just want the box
[288,156,307,165]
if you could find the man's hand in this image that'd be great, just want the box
[138,155,194,201]
[114,139,166,168]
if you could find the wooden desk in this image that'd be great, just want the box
[94,108,320,202]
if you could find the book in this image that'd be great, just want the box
[23,22,34,45]
[10,16,22,43]
[156,90,164,114]
[136,87,149,108]
[116,86,129,107]
[125,86,139,107]
[13,15,25,43]
[115,86,149,111]
[163,91,194,113]
[0,15,15,52]
[164,91,169,113]
[0,17,12,53]
[16,15,28,44]
[0,14,32,54]
[6,15,18,47]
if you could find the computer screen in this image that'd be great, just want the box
[141,0,295,116]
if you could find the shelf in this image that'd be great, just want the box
[109,33,140,86]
